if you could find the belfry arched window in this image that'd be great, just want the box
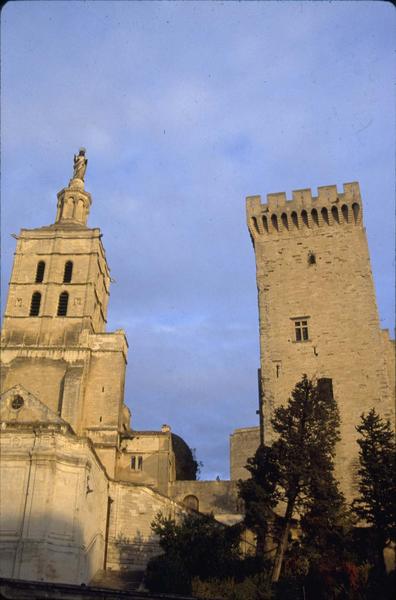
[63,261,73,283]
[30,292,41,316]
[57,291,69,316]
[35,261,45,283]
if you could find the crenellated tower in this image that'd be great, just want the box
[246,182,395,498]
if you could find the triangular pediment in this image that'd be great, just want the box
[0,384,68,426]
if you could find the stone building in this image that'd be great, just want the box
[246,182,395,498]
[0,154,241,587]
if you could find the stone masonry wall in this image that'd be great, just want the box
[170,480,242,525]
[0,428,109,585]
[230,426,261,481]
[2,226,110,346]
[107,481,186,572]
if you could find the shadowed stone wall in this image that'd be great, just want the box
[230,426,260,481]
[170,480,242,525]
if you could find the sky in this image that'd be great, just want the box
[1,1,395,479]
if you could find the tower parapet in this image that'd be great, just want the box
[246,182,362,239]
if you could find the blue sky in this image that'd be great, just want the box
[1,1,395,479]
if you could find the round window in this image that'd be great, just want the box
[11,395,24,410]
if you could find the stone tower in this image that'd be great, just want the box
[1,151,130,476]
[0,152,242,586]
[246,182,395,498]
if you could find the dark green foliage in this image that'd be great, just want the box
[299,472,350,566]
[365,569,396,600]
[145,553,191,594]
[192,574,275,600]
[145,511,243,594]
[239,376,345,582]
[145,389,395,597]
[270,376,341,512]
[238,444,280,555]
[353,409,396,572]
[271,377,343,580]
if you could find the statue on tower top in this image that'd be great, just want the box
[73,148,88,181]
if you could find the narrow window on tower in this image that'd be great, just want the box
[57,291,69,316]
[35,261,46,283]
[308,251,316,265]
[63,261,73,283]
[293,318,310,342]
[29,292,41,316]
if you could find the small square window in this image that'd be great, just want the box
[293,318,310,342]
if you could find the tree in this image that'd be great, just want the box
[299,473,346,562]
[145,511,242,594]
[239,376,343,583]
[238,444,280,557]
[352,409,396,573]
[270,376,342,581]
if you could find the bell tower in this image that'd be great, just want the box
[2,149,110,346]
[1,151,129,476]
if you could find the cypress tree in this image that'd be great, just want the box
[270,376,342,581]
[353,409,396,573]
[238,443,280,557]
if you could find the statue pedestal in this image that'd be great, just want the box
[55,180,92,226]
[68,177,85,191]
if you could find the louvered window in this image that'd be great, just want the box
[63,261,73,283]
[30,292,41,316]
[35,261,45,283]
[57,291,69,316]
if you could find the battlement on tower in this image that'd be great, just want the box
[246,182,362,239]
